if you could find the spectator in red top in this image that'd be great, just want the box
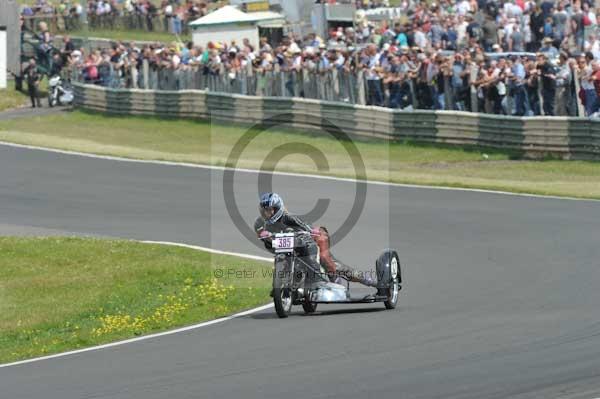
[592,61,600,101]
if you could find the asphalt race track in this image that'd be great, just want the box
[1,144,600,399]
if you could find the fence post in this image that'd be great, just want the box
[409,78,418,109]
[443,76,452,110]
[150,68,158,90]
[349,70,357,104]
[130,64,138,89]
[293,70,301,97]
[218,64,226,93]
[332,68,340,101]
[356,69,366,105]
[277,66,286,97]
[143,59,149,89]
[573,67,585,116]
[538,76,545,116]
[317,71,326,101]
[470,65,479,113]
[245,63,253,95]
[302,69,312,99]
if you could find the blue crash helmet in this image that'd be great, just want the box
[259,192,284,224]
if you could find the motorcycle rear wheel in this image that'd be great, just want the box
[302,291,318,314]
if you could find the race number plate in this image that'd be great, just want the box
[273,233,295,253]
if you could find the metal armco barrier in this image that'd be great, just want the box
[73,82,600,160]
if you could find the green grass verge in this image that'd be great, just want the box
[0,110,599,199]
[0,237,270,364]
[0,80,50,112]
[0,83,30,112]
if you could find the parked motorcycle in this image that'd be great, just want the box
[47,75,74,107]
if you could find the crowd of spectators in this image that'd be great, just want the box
[20,0,214,33]
[319,0,395,8]
[23,0,600,116]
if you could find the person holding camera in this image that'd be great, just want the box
[24,59,42,108]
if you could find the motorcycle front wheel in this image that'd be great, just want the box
[273,258,293,318]
[273,287,293,318]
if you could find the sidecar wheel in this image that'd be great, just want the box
[376,251,401,310]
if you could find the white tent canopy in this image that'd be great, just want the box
[189,6,284,27]
[189,5,285,50]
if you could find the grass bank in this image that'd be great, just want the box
[0,80,50,112]
[0,82,30,112]
[0,110,599,199]
[0,237,270,364]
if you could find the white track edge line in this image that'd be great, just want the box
[1,141,598,203]
[0,240,273,369]
[142,240,272,262]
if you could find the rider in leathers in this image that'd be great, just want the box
[254,192,378,288]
